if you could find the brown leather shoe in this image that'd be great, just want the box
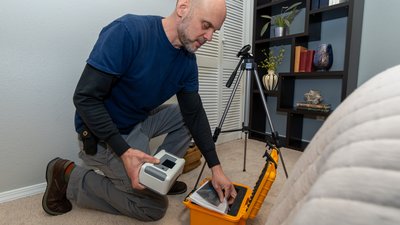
[42,157,74,215]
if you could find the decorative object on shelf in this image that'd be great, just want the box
[274,26,285,37]
[263,70,279,91]
[313,43,333,71]
[259,48,285,91]
[260,2,302,38]
[296,90,331,113]
[304,89,323,104]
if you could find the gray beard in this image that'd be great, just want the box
[177,15,201,53]
[178,26,197,53]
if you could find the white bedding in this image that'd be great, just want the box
[266,65,400,225]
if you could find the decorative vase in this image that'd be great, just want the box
[262,70,278,91]
[313,44,333,71]
[274,27,285,37]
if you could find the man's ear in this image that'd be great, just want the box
[176,0,190,18]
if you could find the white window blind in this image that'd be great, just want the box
[196,0,249,144]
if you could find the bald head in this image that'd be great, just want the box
[186,0,227,29]
[164,0,227,52]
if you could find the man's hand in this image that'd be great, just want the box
[210,165,237,205]
[120,148,160,190]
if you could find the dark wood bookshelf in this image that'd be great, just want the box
[256,0,287,9]
[249,0,364,151]
[280,71,344,79]
[253,89,278,97]
[255,33,308,44]
[310,1,349,14]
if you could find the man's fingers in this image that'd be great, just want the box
[227,190,236,204]
[148,156,160,164]
[216,188,225,203]
[226,185,237,204]
[132,179,145,190]
[140,152,160,164]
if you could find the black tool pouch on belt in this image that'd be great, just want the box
[79,126,98,155]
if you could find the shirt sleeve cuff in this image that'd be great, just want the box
[203,150,221,168]
[107,134,130,156]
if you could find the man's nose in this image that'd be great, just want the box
[204,30,214,42]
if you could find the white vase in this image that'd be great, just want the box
[262,70,278,91]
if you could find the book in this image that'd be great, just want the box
[311,0,320,10]
[296,102,331,113]
[188,180,229,214]
[296,106,330,113]
[319,0,329,8]
[296,102,331,109]
[305,50,315,72]
[294,46,307,72]
[299,49,308,72]
[330,0,346,6]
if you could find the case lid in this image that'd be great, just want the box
[244,147,279,219]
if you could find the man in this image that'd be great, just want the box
[42,0,237,221]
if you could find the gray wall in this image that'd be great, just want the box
[358,0,400,85]
[0,0,175,193]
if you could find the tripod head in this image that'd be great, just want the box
[237,44,251,57]
[227,45,254,88]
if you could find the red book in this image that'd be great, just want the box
[299,50,308,72]
[305,50,315,72]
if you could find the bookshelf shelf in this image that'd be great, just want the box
[255,33,308,44]
[256,0,287,10]
[310,2,349,15]
[250,0,364,150]
[280,71,344,79]
[253,89,279,97]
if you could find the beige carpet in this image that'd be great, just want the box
[0,139,302,225]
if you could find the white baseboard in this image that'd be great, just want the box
[0,183,46,203]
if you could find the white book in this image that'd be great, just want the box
[188,180,229,214]
[329,0,337,6]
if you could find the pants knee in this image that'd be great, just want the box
[126,195,168,221]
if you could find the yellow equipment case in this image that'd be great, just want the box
[183,147,279,225]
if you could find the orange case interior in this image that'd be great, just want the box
[183,148,279,225]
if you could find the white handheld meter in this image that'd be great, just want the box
[139,150,185,195]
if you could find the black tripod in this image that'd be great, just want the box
[213,44,287,176]
[191,45,288,192]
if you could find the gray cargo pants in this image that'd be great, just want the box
[66,104,191,221]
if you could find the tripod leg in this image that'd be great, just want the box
[252,68,289,178]
[252,70,276,132]
[243,132,248,171]
[213,69,245,142]
[277,148,289,178]
[241,68,253,172]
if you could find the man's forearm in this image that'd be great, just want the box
[73,64,130,156]
[177,91,220,167]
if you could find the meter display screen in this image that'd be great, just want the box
[162,159,176,168]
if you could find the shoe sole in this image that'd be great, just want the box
[42,157,63,216]
[167,182,187,195]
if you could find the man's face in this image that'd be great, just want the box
[177,1,226,53]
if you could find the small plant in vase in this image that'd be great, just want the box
[260,2,302,37]
[259,48,285,91]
